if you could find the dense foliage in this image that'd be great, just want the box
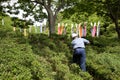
[86,36,120,80]
[1,13,120,80]
[0,17,92,80]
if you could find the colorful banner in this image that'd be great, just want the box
[76,24,79,35]
[92,22,96,37]
[40,25,42,33]
[20,28,22,32]
[90,22,93,36]
[29,26,32,33]
[2,19,4,26]
[79,23,83,38]
[96,21,100,37]
[71,24,74,34]
[57,22,100,37]
[63,23,67,35]
[58,23,61,35]
[60,23,64,35]
[83,22,87,37]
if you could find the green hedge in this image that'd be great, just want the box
[86,37,120,80]
[0,25,92,80]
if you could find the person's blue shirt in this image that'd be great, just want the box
[71,37,90,49]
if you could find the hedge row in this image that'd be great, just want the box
[0,26,93,80]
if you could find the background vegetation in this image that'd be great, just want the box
[0,15,120,80]
[0,0,120,80]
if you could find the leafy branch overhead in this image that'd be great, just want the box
[11,17,33,28]
[16,0,80,34]
[1,0,82,35]
[1,0,120,38]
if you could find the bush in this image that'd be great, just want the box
[0,28,93,80]
[87,50,120,80]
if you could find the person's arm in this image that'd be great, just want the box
[83,38,90,44]
[71,40,75,47]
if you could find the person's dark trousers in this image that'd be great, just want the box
[73,48,86,71]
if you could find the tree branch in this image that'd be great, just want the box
[41,0,52,15]
[31,3,38,11]
[106,2,115,21]
[117,0,120,18]
[55,0,65,15]
[31,0,44,5]
[48,0,51,8]
[31,0,50,13]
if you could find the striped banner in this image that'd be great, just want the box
[63,23,67,35]
[60,23,64,35]
[40,25,42,33]
[83,22,87,37]
[2,19,4,26]
[58,23,61,35]
[71,24,74,34]
[92,22,96,37]
[96,21,100,37]
[79,23,83,38]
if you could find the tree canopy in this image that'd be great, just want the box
[1,0,120,38]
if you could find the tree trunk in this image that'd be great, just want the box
[114,20,120,39]
[23,28,27,36]
[48,12,56,36]
[42,0,64,36]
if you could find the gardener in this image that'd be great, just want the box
[71,33,90,71]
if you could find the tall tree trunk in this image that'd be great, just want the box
[44,4,57,36]
[114,20,120,39]
[42,0,64,36]
[48,12,56,35]
[106,0,120,39]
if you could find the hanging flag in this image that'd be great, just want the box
[82,27,84,37]
[58,23,61,35]
[29,26,32,33]
[79,23,83,38]
[35,26,37,33]
[43,24,46,32]
[90,22,93,37]
[40,24,42,33]
[71,24,74,34]
[63,23,67,35]
[83,22,87,37]
[2,19,4,26]
[92,22,96,37]
[23,28,27,36]
[96,21,100,37]
[60,23,64,35]
[76,23,79,35]
[13,27,16,31]
[20,28,22,32]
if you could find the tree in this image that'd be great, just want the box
[0,0,9,26]
[93,0,120,38]
[3,0,80,35]
[17,0,71,35]
[0,0,7,13]
[62,0,120,38]
[61,0,95,20]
